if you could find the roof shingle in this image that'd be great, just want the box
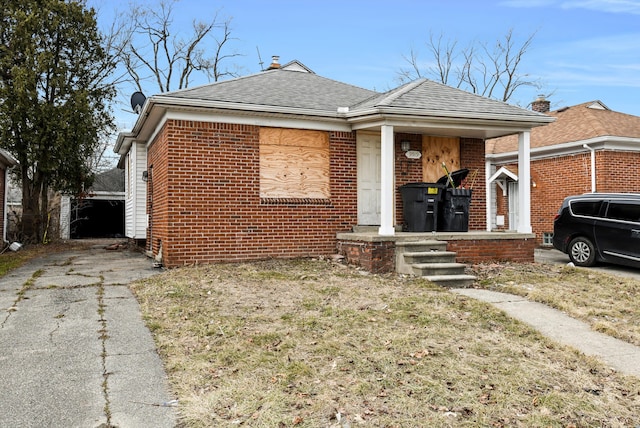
[487,101,640,154]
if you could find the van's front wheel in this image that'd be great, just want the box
[568,237,596,267]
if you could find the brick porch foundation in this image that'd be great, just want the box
[336,231,537,274]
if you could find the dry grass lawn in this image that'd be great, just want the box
[130,258,640,427]
[472,262,640,347]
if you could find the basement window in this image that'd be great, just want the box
[542,232,553,246]
[259,127,330,201]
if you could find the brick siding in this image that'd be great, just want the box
[337,240,396,273]
[146,120,357,267]
[495,150,640,245]
[395,135,487,231]
[447,237,537,263]
[145,120,496,267]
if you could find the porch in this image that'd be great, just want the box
[336,229,537,286]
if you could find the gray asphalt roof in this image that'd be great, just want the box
[91,168,125,193]
[165,69,378,112]
[354,79,548,119]
[154,63,550,122]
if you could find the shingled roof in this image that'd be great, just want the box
[154,63,550,123]
[159,66,377,114]
[352,79,548,121]
[487,101,640,154]
[116,59,554,155]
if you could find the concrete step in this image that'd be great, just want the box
[424,274,477,288]
[403,250,457,265]
[396,240,447,252]
[412,262,468,277]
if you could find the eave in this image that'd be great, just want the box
[488,135,640,164]
[116,93,557,152]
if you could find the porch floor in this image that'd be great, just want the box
[337,230,535,243]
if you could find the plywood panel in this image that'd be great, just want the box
[259,127,330,199]
[260,127,329,149]
[422,136,460,182]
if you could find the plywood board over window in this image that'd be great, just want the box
[259,127,330,199]
[422,136,460,182]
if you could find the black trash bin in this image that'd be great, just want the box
[439,188,473,231]
[399,183,444,232]
[437,168,472,232]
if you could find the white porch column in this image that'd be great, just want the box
[378,124,395,236]
[517,131,532,233]
[485,159,492,231]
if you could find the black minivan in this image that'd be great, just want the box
[553,193,640,268]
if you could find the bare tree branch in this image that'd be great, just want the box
[110,0,241,94]
[398,28,542,103]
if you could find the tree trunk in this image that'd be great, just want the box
[20,168,43,243]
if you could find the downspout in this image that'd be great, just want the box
[583,144,596,193]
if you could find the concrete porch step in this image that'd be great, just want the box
[411,262,468,277]
[403,250,458,264]
[424,274,477,288]
[396,240,448,252]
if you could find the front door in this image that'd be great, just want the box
[357,133,381,225]
[508,181,519,230]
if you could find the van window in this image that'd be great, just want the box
[570,200,602,217]
[606,202,640,223]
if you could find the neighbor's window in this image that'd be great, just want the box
[259,127,330,200]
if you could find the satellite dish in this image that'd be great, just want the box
[130,91,146,114]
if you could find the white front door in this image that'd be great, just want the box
[508,181,519,230]
[357,133,382,225]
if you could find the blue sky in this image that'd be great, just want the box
[92,0,640,128]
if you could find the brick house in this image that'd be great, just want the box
[1,148,18,248]
[487,98,640,246]
[115,57,553,273]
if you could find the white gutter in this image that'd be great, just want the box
[583,143,596,192]
[487,136,640,163]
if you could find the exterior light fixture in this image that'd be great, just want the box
[401,140,410,152]
[142,170,149,182]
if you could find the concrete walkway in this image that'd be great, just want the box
[0,241,177,428]
[451,288,640,378]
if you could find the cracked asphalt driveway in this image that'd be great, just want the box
[0,241,177,428]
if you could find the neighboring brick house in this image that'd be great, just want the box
[487,98,640,246]
[1,148,18,248]
[115,57,552,269]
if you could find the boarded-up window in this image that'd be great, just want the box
[259,127,330,199]
[421,136,460,182]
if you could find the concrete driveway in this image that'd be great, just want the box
[0,241,177,428]
[535,247,640,280]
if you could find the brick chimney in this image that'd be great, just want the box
[266,55,280,70]
[532,95,550,113]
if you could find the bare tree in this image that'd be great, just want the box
[399,29,541,103]
[113,0,242,94]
